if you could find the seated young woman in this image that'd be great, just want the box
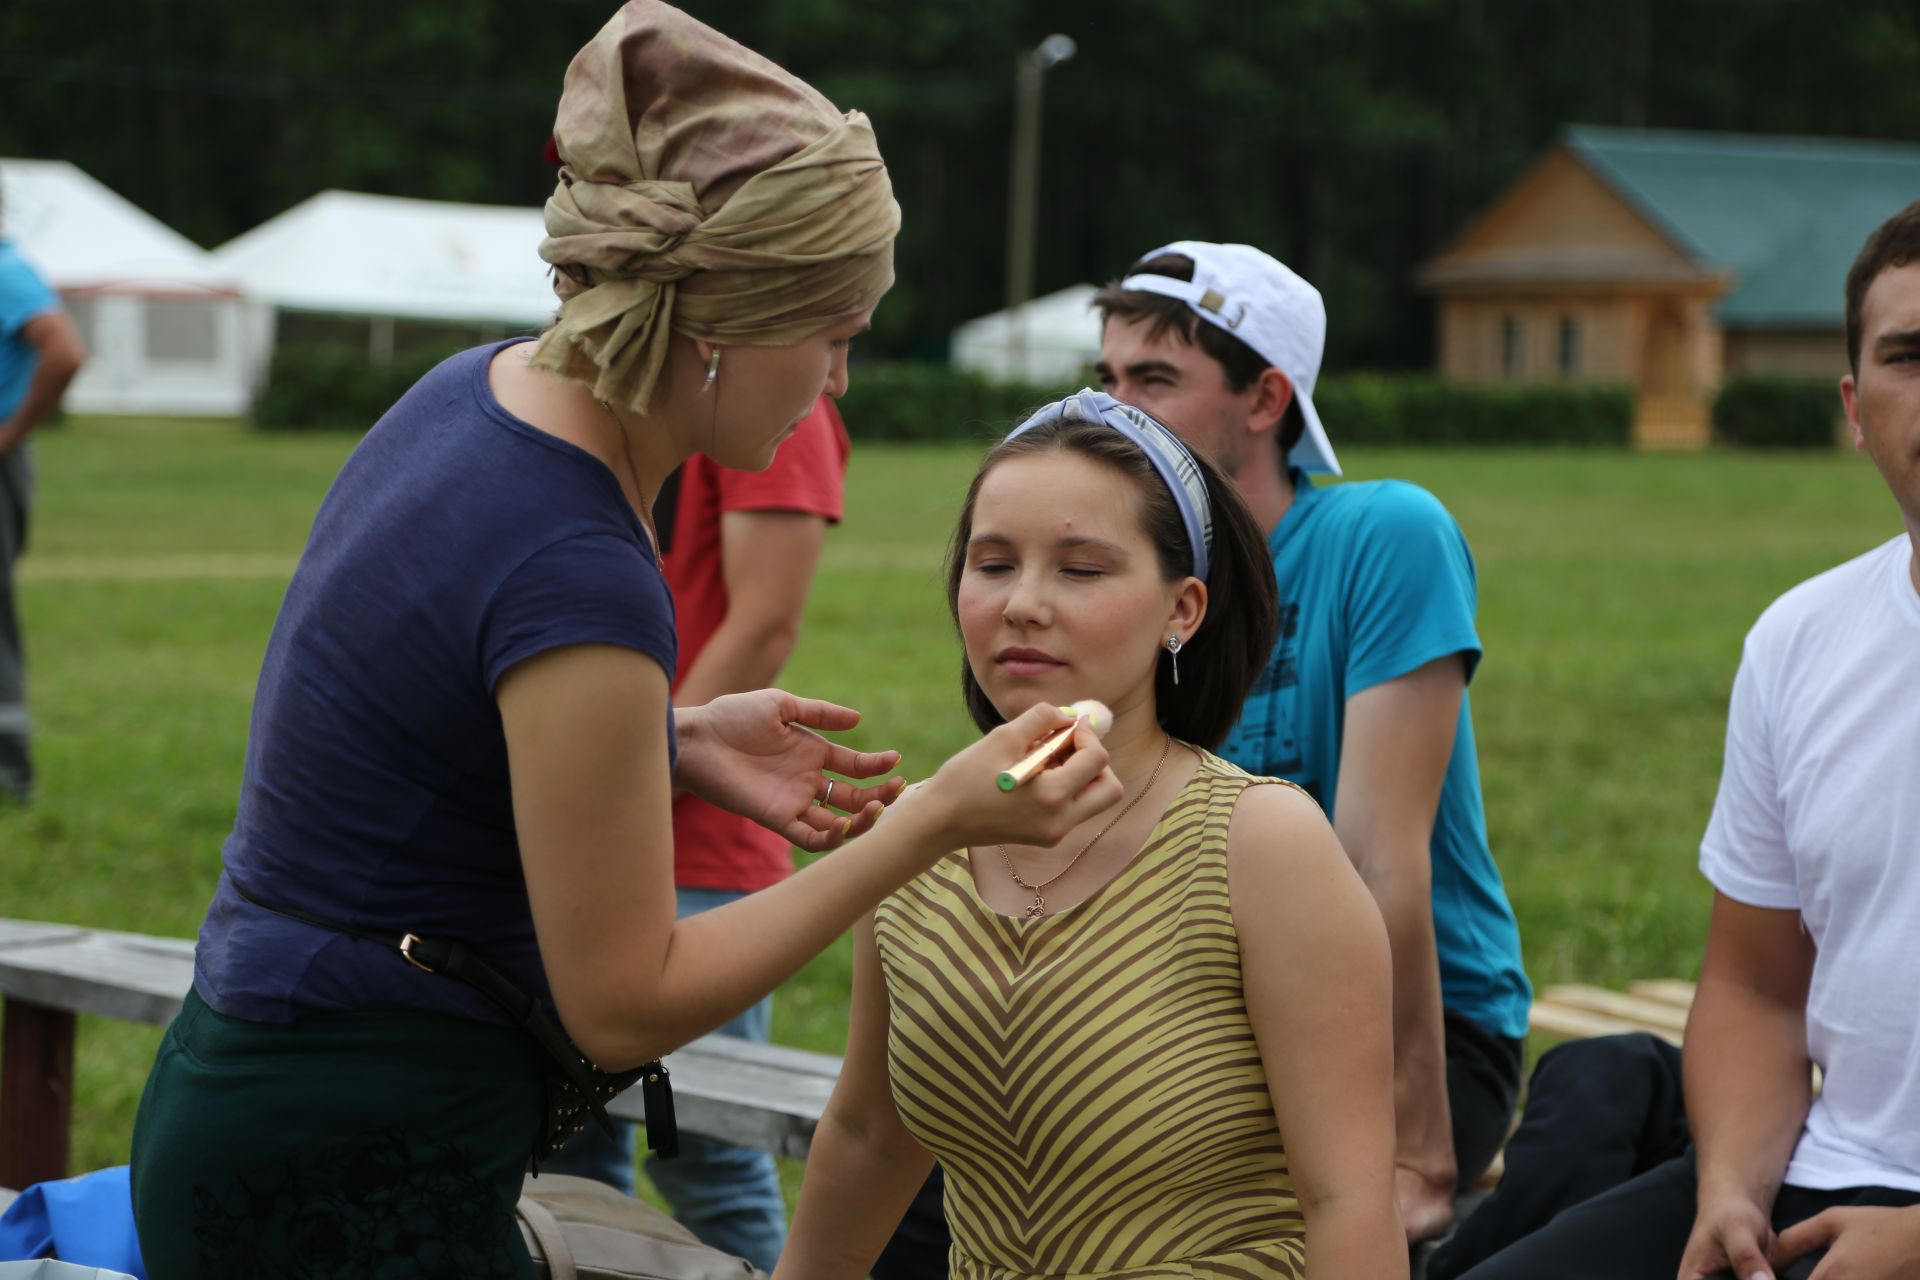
[776,390,1405,1280]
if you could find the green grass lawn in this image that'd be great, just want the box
[1,416,1903,1184]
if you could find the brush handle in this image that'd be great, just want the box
[995,722,1079,792]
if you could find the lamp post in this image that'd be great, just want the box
[1005,33,1076,383]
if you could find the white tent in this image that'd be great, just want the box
[212,190,556,381]
[951,284,1102,384]
[0,158,254,416]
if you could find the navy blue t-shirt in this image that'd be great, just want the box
[195,340,677,1025]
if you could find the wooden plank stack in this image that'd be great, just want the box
[1528,980,1695,1045]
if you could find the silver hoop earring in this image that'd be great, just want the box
[700,348,721,393]
[1166,634,1183,686]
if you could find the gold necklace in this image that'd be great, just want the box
[595,398,660,550]
[995,734,1172,919]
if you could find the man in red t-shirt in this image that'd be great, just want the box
[660,395,850,897]
[545,397,850,1268]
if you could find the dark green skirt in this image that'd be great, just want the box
[131,986,547,1279]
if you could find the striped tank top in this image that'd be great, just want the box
[874,749,1308,1280]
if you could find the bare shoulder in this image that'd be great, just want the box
[1223,774,1375,935]
[1225,777,1336,869]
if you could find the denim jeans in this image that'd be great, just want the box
[541,886,787,1271]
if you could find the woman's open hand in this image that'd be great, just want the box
[675,690,906,851]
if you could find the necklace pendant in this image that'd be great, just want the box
[1024,894,1046,919]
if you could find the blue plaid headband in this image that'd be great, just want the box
[1003,389,1214,582]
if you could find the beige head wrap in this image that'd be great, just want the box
[531,0,900,414]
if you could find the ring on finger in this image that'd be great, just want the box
[823,779,837,808]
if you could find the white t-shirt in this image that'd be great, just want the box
[1700,534,1920,1193]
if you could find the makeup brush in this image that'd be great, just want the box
[995,699,1114,792]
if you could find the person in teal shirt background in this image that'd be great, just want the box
[0,183,88,804]
[1221,469,1529,1045]
[1095,240,1530,1248]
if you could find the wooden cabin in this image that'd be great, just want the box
[1420,127,1920,446]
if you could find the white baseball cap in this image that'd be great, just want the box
[1118,240,1341,475]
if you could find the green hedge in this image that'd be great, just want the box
[1313,375,1636,447]
[254,347,1075,439]
[839,366,1636,447]
[1711,376,1842,449]
[835,363,1076,442]
[253,346,1074,439]
[254,345,1638,448]
[844,368,1635,449]
[252,345,455,430]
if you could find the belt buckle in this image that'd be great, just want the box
[399,933,438,973]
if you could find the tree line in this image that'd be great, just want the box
[4,0,1917,367]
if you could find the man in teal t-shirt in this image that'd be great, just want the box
[1094,241,1531,1246]
[0,186,87,803]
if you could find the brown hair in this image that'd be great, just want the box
[944,415,1278,749]
[1846,200,1920,374]
[1093,252,1307,456]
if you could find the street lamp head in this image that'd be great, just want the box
[1033,34,1077,71]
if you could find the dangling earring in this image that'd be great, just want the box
[700,347,721,394]
[1166,634,1183,686]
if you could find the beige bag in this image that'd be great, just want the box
[517,1174,769,1280]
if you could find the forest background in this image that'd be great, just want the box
[6,0,1920,371]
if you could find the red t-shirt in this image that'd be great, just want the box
[661,398,850,891]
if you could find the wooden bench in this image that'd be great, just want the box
[0,917,1717,1240]
[0,917,840,1191]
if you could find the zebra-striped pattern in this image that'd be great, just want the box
[874,750,1308,1280]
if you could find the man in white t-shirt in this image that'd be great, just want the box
[1439,202,1920,1280]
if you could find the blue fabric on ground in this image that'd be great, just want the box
[0,1166,145,1277]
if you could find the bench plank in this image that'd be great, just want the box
[1529,1002,1682,1045]
[0,921,84,952]
[1627,979,1698,1009]
[1539,984,1691,1037]
[0,931,196,1027]
[610,1045,838,1158]
[674,1031,842,1079]
[0,919,841,1164]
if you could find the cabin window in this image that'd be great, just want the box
[1558,315,1581,377]
[1501,314,1523,377]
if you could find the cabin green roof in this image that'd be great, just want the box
[1564,125,1920,328]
